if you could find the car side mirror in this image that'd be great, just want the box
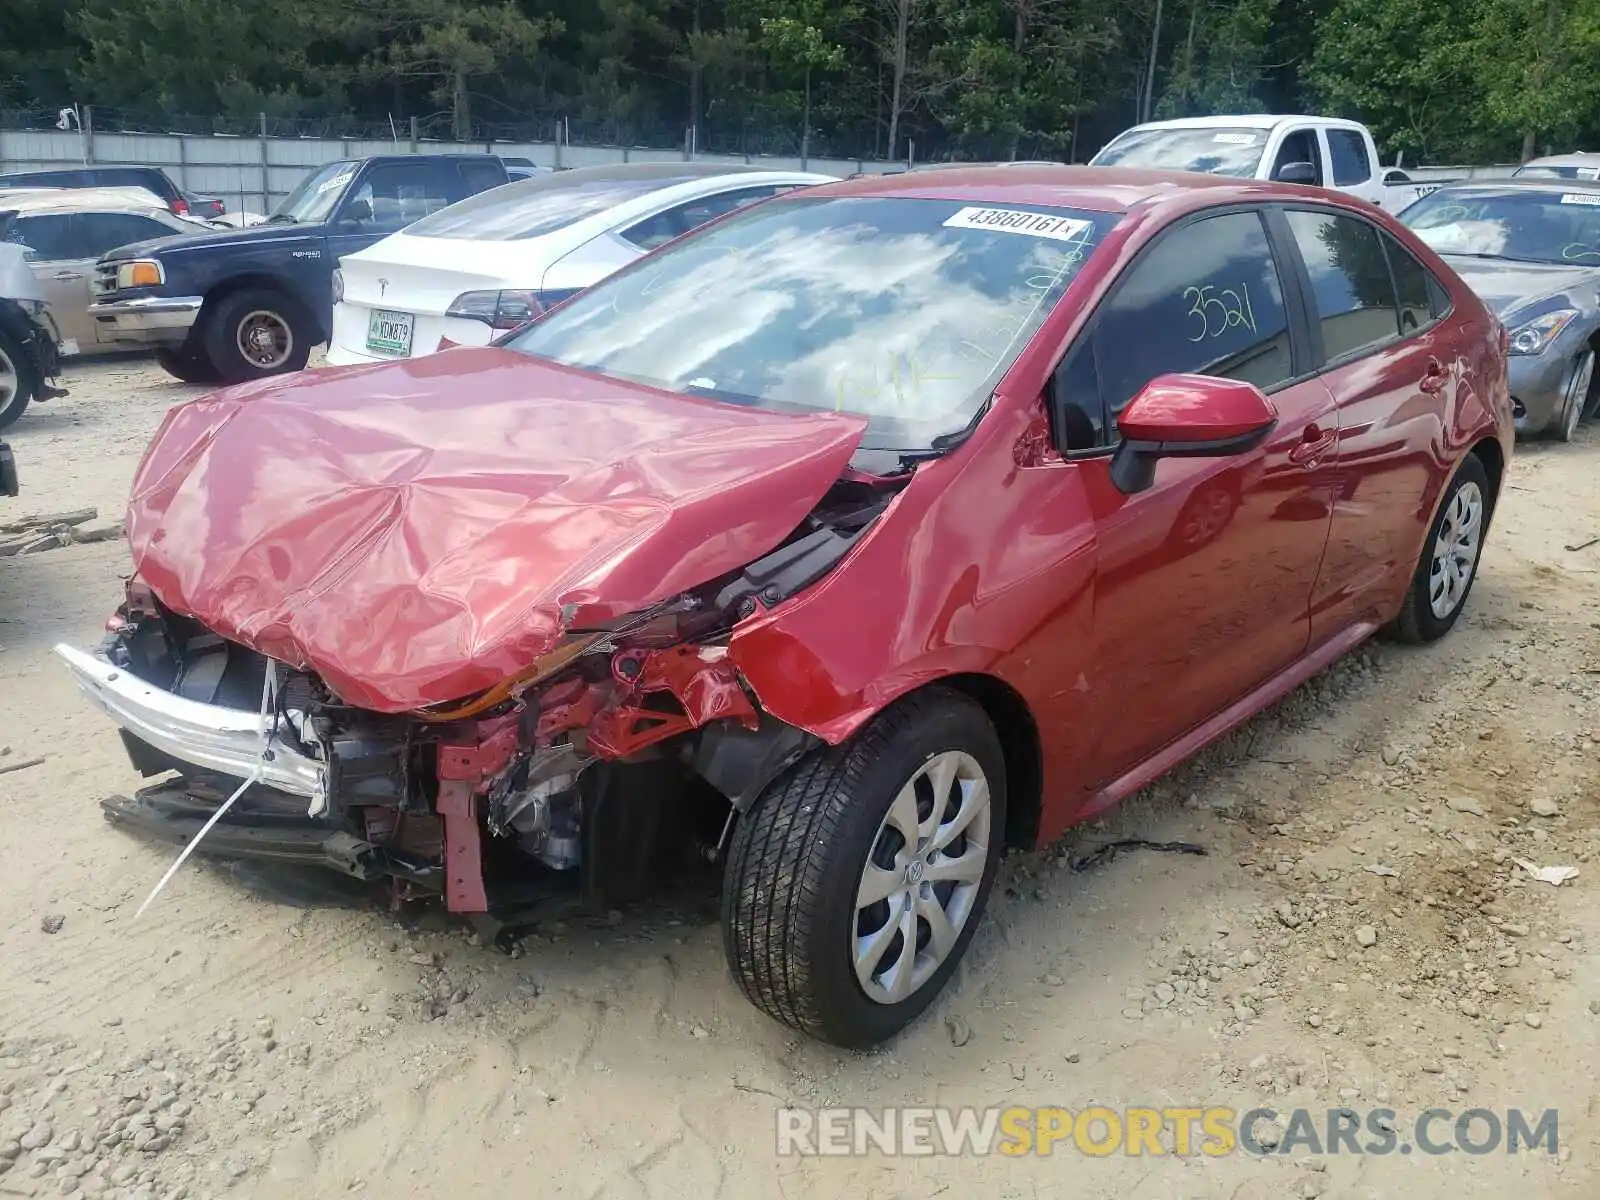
[1274,161,1318,186]
[342,198,373,224]
[1109,374,1278,496]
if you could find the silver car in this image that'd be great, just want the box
[0,187,194,357]
[1403,179,1600,439]
[1512,152,1600,182]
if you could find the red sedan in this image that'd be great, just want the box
[57,167,1512,1048]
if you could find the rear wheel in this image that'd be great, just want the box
[0,324,38,430]
[1384,454,1491,643]
[722,688,1006,1048]
[199,289,312,384]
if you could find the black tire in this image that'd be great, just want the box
[155,346,223,386]
[722,687,1007,1048]
[0,323,38,431]
[1384,453,1492,644]
[199,288,312,384]
[1551,350,1594,443]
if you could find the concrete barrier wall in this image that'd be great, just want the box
[0,127,905,214]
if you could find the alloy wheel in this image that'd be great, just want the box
[854,750,992,1005]
[1429,480,1484,620]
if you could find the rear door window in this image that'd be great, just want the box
[1056,209,1295,449]
[457,160,508,198]
[1381,234,1443,333]
[2,213,80,260]
[1284,209,1402,361]
[1326,131,1372,186]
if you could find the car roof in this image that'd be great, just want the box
[1113,113,1366,134]
[1520,153,1600,166]
[1420,177,1600,196]
[799,164,1336,215]
[0,185,173,216]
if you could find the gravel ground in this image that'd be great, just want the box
[1,355,1599,1199]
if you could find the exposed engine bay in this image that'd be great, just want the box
[69,477,900,934]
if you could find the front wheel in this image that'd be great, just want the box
[155,346,223,385]
[0,324,39,430]
[199,289,312,384]
[1552,350,1595,442]
[1384,454,1492,643]
[722,688,1006,1048]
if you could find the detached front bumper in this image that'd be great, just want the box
[89,295,203,346]
[53,643,326,801]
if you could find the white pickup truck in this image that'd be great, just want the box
[1089,114,1444,213]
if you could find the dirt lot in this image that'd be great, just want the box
[2,356,1599,1200]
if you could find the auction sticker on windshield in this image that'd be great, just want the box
[1560,193,1600,206]
[366,309,415,357]
[942,207,1092,242]
[1212,133,1259,144]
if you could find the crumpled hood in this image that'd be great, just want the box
[126,347,866,712]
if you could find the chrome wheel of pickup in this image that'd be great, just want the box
[236,310,294,370]
[0,327,36,430]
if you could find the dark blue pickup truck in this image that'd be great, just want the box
[90,154,510,383]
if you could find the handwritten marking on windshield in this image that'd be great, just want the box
[834,352,961,413]
[1185,284,1258,343]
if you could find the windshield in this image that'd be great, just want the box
[405,170,702,240]
[1402,187,1600,264]
[1092,128,1266,177]
[505,195,1115,452]
[270,161,358,224]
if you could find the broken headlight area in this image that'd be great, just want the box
[64,476,900,928]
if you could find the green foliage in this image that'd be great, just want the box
[5,0,1599,163]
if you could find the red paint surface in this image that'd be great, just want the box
[588,645,759,758]
[124,347,865,712]
[1116,374,1279,443]
[726,177,1512,846]
[125,170,1512,854]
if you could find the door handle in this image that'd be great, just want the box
[1419,357,1448,394]
[52,270,83,281]
[1288,422,1337,466]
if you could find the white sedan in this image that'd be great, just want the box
[326,163,835,365]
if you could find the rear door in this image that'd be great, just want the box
[1053,206,1340,780]
[1324,127,1383,205]
[3,213,95,348]
[1277,205,1459,643]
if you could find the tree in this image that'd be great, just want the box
[345,0,560,141]
[754,1,852,160]
[72,0,344,118]
[1305,0,1480,163]
[1473,0,1600,161]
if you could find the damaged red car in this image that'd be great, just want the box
[57,167,1512,1048]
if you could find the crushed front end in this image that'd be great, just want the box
[55,478,896,926]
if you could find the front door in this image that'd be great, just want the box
[1052,208,1339,784]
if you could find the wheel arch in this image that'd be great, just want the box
[923,672,1043,853]
[1468,433,1505,513]
[199,273,322,342]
